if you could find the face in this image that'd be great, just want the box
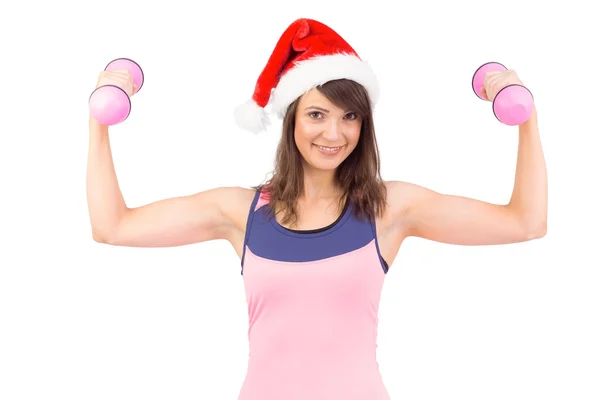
[294,88,362,171]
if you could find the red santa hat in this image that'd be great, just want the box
[234,18,380,133]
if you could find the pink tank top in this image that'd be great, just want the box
[236,189,391,400]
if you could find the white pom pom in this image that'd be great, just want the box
[233,99,270,134]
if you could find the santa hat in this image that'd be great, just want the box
[234,18,380,134]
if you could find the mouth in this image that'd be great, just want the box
[312,144,345,155]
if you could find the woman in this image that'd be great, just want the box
[87,18,547,400]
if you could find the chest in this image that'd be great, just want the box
[280,200,345,231]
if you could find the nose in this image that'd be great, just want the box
[322,119,341,141]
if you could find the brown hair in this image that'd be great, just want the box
[255,79,387,227]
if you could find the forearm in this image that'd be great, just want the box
[86,117,128,240]
[508,108,548,235]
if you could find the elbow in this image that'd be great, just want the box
[510,205,547,241]
[91,227,115,244]
[525,219,547,240]
[92,229,108,244]
[91,215,127,245]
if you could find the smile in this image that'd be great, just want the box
[313,144,344,152]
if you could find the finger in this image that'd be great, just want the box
[483,73,495,93]
[480,87,488,100]
[484,71,501,80]
[485,73,502,97]
[109,70,131,80]
[485,71,499,83]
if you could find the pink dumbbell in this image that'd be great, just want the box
[472,62,534,126]
[89,58,144,125]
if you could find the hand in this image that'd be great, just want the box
[480,69,524,101]
[95,70,137,97]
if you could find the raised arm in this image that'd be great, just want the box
[387,106,547,246]
[86,117,253,248]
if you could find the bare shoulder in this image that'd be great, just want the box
[210,186,256,257]
[385,179,440,206]
[380,180,437,232]
[213,186,257,232]
[382,180,418,220]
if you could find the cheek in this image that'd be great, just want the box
[347,124,361,147]
[295,120,321,145]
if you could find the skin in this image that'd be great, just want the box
[87,70,547,269]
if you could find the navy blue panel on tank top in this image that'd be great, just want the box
[241,190,389,275]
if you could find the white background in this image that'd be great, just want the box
[1,0,598,399]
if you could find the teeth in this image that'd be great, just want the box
[317,145,341,152]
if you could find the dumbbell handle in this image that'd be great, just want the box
[89,58,144,126]
[472,62,534,126]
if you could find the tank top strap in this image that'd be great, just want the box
[240,188,269,272]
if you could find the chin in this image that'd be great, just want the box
[308,160,341,171]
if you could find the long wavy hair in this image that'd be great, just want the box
[255,78,387,227]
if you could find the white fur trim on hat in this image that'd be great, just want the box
[270,53,380,118]
[233,98,270,134]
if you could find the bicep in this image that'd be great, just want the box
[106,187,250,248]
[389,182,528,246]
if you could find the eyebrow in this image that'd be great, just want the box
[304,106,355,113]
[304,106,330,112]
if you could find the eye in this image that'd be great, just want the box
[308,111,323,119]
[345,112,358,120]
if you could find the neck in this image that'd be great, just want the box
[301,165,339,203]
